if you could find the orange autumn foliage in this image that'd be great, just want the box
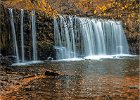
[2,0,57,16]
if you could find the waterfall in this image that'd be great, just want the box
[54,15,129,60]
[31,10,37,61]
[20,9,25,62]
[54,16,78,59]
[9,9,40,65]
[9,8,20,63]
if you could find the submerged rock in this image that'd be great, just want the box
[45,70,60,76]
[128,85,138,89]
[47,57,53,60]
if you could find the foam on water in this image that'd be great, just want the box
[12,61,43,66]
[84,55,114,60]
[57,58,84,62]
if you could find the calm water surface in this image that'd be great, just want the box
[10,57,139,100]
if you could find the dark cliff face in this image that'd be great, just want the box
[36,12,55,60]
[127,36,139,55]
[0,6,139,61]
[0,5,12,56]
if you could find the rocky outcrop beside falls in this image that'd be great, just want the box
[127,36,139,55]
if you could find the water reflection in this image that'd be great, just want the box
[45,57,139,77]
[9,57,139,99]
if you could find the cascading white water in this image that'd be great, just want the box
[31,10,37,61]
[20,9,25,62]
[54,15,129,60]
[9,8,20,63]
[54,16,77,59]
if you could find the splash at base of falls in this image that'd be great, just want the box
[12,61,43,66]
[84,55,114,60]
[11,55,138,66]
[55,54,137,61]
[56,58,84,61]
[84,54,136,60]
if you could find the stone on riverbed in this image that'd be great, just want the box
[128,85,138,89]
[45,70,60,76]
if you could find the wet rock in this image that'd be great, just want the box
[24,87,32,91]
[47,57,53,60]
[0,56,13,65]
[45,70,60,76]
[1,78,8,82]
[128,85,138,89]
[15,82,20,85]
[5,67,14,72]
